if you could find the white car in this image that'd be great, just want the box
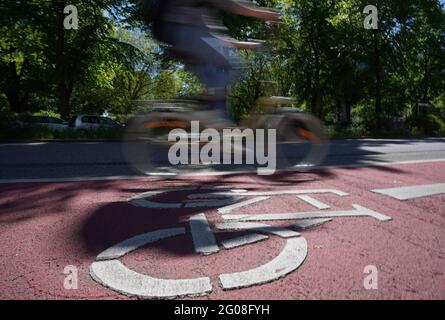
[68,115,122,130]
[16,116,68,131]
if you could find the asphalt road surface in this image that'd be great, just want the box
[1,138,445,181]
[0,138,444,300]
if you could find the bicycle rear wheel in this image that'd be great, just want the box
[261,112,330,171]
[122,111,221,176]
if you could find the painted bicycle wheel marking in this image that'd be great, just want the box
[89,227,214,299]
[219,237,308,290]
[89,223,306,298]
[91,259,212,299]
[91,187,392,299]
[96,228,185,261]
[127,187,243,209]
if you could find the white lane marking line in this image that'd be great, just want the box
[219,237,307,290]
[96,228,185,261]
[90,260,212,299]
[145,157,445,177]
[213,189,349,197]
[189,214,219,255]
[217,196,270,214]
[296,195,330,210]
[315,158,445,170]
[220,233,269,249]
[0,175,150,184]
[0,142,49,146]
[371,183,445,200]
[293,218,332,230]
[215,222,300,238]
[222,204,392,222]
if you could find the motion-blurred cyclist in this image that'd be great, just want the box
[142,0,281,127]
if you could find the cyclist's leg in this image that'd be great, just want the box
[187,34,242,126]
[159,23,240,126]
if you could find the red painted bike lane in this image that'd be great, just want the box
[0,161,444,299]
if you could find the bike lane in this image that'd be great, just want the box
[0,161,444,299]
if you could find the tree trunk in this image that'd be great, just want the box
[339,101,351,125]
[55,0,71,118]
[58,83,73,118]
[311,84,322,118]
[4,61,28,113]
[422,51,430,105]
[373,30,383,130]
[336,96,351,126]
[310,41,322,118]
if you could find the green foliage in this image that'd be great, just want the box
[0,0,444,139]
[32,110,62,118]
[326,125,370,139]
[413,113,445,136]
[228,0,445,136]
[0,124,123,140]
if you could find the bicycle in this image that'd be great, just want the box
[122,96,330,177]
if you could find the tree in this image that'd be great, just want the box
[0,0,48,112]
[47,0,141,117]
[395,0,445,114]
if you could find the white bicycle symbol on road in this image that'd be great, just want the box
[90,187,392,299]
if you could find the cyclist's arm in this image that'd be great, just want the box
[210,0,281,21]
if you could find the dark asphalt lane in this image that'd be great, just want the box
[1,138,445,180]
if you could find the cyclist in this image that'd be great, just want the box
[142,0,281,127]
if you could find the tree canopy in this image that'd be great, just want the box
[1,0,444,135]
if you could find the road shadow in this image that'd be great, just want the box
[318,137,445,173]
[0,180,121,223]
[77,169,344,258]
[3,137,444,257]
